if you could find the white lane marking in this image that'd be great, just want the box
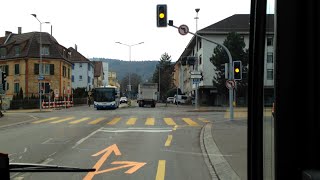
[72,127,103,149]
[41,138,53,144]
[99,129,172,133]
[42,158,54,165]
[23,147,27,153]
[161,149,233,157]
[127,127,173,130]
[18,156,22,159]
[9,159,14,162]
[13,177,24,180]
[48,152,57,157]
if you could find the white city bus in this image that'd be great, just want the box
[93,86,120,110]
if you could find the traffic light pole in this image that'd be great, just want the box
[169,24,234,120]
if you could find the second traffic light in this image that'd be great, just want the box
[157,4,167,27]
[233,61,242,80]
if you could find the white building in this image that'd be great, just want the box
[175,14,274,106]
[69,46,94,91]
[102,62,109,86]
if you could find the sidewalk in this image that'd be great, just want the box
[0,113,38,128]
[2,109,53,113]
[201,116,247,180]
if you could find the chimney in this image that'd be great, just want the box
[5,31,12,37]
[18,27,22,34]
[75,44,77,51]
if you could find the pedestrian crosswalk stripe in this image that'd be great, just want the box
[163,118,176,126]
[88,117,106,125]
[145,118,155,125]
[107,117,121,125]
[198,118,210,123]
[126,117,137,125]
[182,118,199,126]
[32,117,59,124]
[50,117,75,124]
[69,117,91,124]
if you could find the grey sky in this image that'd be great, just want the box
[0,0,262,61]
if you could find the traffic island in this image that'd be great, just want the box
[200,123,240,180]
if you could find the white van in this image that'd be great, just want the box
[174,95,188,104]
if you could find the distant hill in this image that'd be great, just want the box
[90,58,158,82]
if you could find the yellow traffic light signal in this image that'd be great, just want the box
[233,61,242,80]
[157,4,167,27]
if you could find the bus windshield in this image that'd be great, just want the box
[93,88,115,102]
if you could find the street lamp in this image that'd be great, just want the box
[115,41,144,99]
[194,8,200,110]
[31,14,50,111]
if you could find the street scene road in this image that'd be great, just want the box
[1,103,245,180]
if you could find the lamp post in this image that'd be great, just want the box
[115,42,144,100]
[194,8,200,110]
[31,14,50,111]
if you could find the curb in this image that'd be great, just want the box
[201,123,240,180]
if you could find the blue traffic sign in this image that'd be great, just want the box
[38,76,45,80]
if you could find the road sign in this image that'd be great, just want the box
[178,24,189,35]
[193,78,200,84]
[38,76,45,80]
[54,89,59,98]
[191,74,202,79]
[225,80,236,89]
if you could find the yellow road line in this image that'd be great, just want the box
[145,118,155,125]
[69,117,91,124]
[155,160,166,180]
[107,117,121,125]
[126,118,137,125]
[182,118,199,126]
[50,117,75,124]
[88,117,106,125]
[165,135,173,147]
[163,118,176,126]
[198,118,210,123]
[173,125,177,131]
[32,117,59,124]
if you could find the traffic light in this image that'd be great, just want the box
[233,61,242,80]
[2,71,6,91]
[157,4,167,27]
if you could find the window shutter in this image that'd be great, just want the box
[5,65,9,75]
[50,64,54,75]
[34,64,39,75]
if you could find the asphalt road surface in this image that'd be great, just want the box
[1,104,214,180]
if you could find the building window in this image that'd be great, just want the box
[72,75,74,82]
[267,69,273,80]
[199,40,202,49]
[79,63,82,68]
[39,82,50,94]
[79,75,82,81]
[199,55,202,65]
[267,37,273,46]
[267,52,273,63]
[0,48,6,58]
[14,64,20,75]
[14,83,19,94]
[88,76,91,83]
[15,46,20,56]
[88,64,91,71]
[0,65,9,75]
[41,45,50,55]
[72,64,74,70]
[68,68,70,79]
[63,66,66,77]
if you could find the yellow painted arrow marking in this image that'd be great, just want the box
[96,161,146,174]
[83,144,121,180]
